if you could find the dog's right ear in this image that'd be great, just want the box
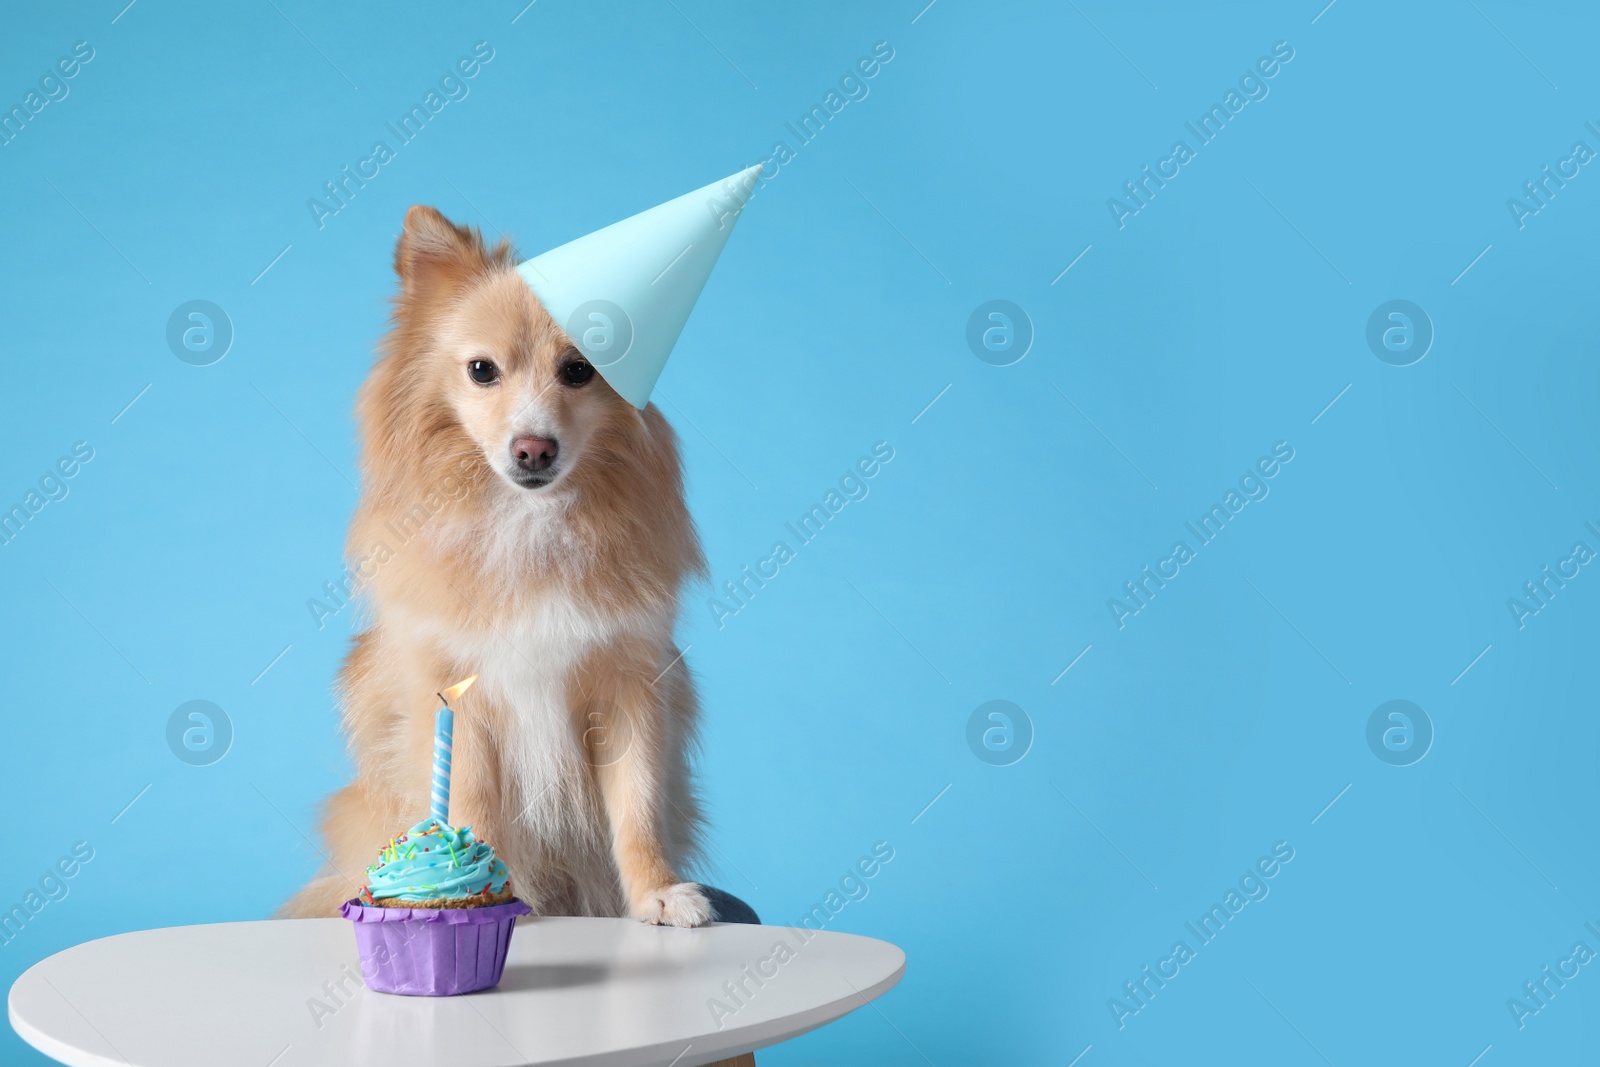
[394,205,488,296]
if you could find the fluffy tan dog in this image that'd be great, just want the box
[283,205,712,928]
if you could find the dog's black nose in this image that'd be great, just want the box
[512,436,559,472]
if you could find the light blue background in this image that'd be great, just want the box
[4,1,1599,1064]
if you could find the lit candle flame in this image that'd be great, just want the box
[439,674,478,705]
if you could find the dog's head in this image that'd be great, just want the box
[379,205,640,497]
[356,205,703,601]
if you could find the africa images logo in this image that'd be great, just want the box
[1107,41,1296,230]
[1107,442,1295,629]
[1108,841,1296,1029]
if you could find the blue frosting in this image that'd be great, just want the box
[362,819,509,903]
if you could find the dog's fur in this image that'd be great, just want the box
[282,205,713,927]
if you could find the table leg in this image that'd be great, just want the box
[703,1056,756,1067]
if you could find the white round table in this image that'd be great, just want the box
[9,917,904,1067]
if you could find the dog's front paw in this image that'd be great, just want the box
[632,881,713,927]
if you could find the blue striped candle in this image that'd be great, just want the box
[430,675,476,826]
[430,705,453,825]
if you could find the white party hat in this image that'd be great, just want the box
[516,165,762,408]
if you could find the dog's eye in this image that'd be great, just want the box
[467,359,500,386]
[561,359,594,387]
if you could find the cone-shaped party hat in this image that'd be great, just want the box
[516,165,762,409]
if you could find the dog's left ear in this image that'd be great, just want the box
[394,205,490,296]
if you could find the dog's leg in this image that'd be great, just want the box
[587,652,710,928]
[278,872,354,919]
[446,690,506,850]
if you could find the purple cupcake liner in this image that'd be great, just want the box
[341,897,532,996]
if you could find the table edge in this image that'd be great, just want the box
[8,918,908,1067]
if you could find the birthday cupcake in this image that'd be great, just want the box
[341,819,530,996]
[341,675,530,995]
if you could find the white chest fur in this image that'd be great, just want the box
[409,593,667,874]
[438,593,612,833]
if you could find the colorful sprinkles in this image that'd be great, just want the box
[360,817,510,905]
